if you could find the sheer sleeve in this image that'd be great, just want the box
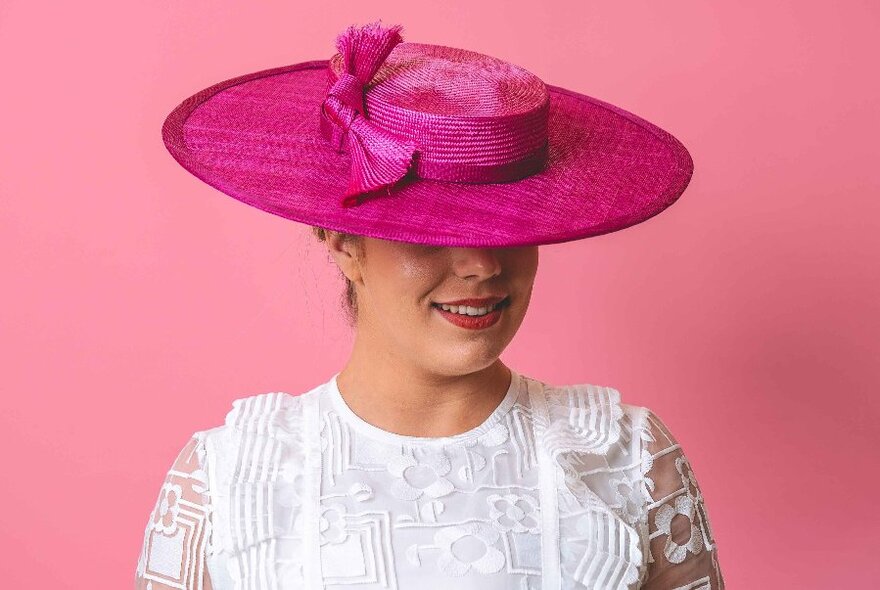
[135,433,213,590]
[640,409,724,589]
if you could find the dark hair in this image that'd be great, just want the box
[310,226,364,326]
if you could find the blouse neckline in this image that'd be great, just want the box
[325,368,523,445]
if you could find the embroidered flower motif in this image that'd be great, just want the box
[609,477,642,524]
[388,448,455,501]
[654,494,704,563]
[318,502,348,545]
[477,421,510,447]
[674,455,718,550]
[487,493,540,533]
[151,482,182,535]
[435,522,505,575]
[675,455,702,503]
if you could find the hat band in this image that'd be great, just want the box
[318,23,549,207]
[320,90,549,183]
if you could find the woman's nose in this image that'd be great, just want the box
[450,247,502,279]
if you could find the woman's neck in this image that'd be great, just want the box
[334,349,512,438]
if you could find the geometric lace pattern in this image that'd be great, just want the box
[135,370,724,589]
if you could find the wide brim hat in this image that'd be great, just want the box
[162,22,694,247]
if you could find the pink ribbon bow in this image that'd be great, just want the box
[319,23,417,207]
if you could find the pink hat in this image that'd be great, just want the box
[162,21,694,247]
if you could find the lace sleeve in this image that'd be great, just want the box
[135,433,213,590]
[640,409,724,589]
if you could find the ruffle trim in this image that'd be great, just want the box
[207,383,639,589]
[205,391,313,587]
[540,382,624,459]
[223,391,305,437]
[533,380,642,589]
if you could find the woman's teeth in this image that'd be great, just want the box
[436,301,502,316]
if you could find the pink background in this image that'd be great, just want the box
[2,1,877,587]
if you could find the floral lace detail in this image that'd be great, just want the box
[535,381,725,589]
[435,522,507,575]
[316,372,543,588]
[487,493,541,533]
[151,481,183,536]
[135,434,212,590]
[639,409,725,589]
[609,476,643,526]
[135,374,724,590]
[536,382,645,589]
[388,447,456,500]
[654,495,704,563]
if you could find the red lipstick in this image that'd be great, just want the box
[431,296,509,330]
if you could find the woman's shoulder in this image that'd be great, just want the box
[525,374,653,451]
[533,380,653,427]
[528,373,648,413]
[195,383,326,444]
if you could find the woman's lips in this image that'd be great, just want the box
[432,297,508,330]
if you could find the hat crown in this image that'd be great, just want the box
[324,39,551,196]
[331,42,549,119]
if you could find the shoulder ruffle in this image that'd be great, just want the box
[203,390,317,585]
[223,391,305,436]
[539,382,624,459]
[528,379,645,589]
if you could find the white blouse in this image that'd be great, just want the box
[135,369,724,589]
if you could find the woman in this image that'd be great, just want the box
[136,22,724,589]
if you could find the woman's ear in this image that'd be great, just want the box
[324,231,365,285]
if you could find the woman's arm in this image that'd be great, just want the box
[640,409,725,589]
[135,434,213,590]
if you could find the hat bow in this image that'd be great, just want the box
[319,23,416,207]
